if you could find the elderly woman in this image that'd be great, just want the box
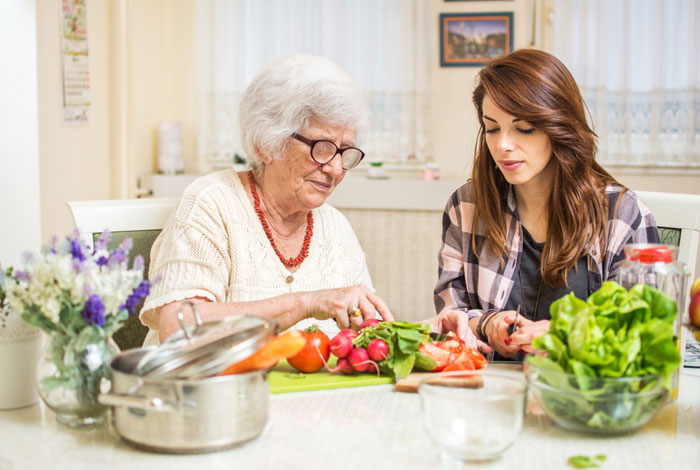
[139,55,397,344]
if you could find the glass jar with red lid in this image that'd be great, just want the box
[619,243,690,399]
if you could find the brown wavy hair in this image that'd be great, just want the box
[471,48,622,287]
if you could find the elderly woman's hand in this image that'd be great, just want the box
[303,284,394,330]
[424,310,492,353]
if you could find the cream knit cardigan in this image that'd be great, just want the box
[139,169,373,345]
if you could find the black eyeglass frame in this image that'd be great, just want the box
[291,133,365,170]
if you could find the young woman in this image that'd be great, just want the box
[434,49,660,360]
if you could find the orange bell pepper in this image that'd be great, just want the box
[218,329,306,375]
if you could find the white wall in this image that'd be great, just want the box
[0,0,41,267]
[36,0,112,242]
[124,0,199,192]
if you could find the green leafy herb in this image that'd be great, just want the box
[529,281,680,430]
[568,454,606,468]
[354,321,432,379]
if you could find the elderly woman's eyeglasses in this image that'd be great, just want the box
[291,133,365,170]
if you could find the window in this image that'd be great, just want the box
[551,0,699,168]
[197,0,434,169]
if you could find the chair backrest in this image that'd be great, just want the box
[66,198,177,350]
[635,191,700,280]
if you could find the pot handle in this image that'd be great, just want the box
[98,393,196,415]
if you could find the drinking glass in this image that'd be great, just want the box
[418,370,527,463]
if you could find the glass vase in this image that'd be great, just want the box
[37,333,120,427]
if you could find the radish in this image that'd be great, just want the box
[360,318,380,330]
[348,347,370,372]
[336,357,355,375]
[367,338,388,361]
[330,333,353,358]
[338,328,358,339]
[318,355,355,375]
[366,361,379,375]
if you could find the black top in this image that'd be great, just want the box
[493,226,588,361]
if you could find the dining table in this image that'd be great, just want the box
[1,365,699,470]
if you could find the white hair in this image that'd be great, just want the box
[239,54,369,176]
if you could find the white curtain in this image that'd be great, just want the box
[198,0,433,169]
[552,0,700,167]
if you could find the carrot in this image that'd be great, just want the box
[218,330,306,375]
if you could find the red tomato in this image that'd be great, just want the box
[418,342,451,371]
[287,326,331,373]
[434,339,464,356]
[465,347,487,369]
[443,351,475,372]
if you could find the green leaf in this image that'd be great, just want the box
[392,351,415,379]
[568,455,600,468]
[567,454,606,469]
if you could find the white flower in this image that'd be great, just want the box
[82,344,103,371]
[42,297,61,323]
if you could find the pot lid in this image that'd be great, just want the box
[134,301,277,379]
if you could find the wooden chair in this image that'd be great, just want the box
[66,198,177,350]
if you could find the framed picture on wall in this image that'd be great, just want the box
[439,12,514,67]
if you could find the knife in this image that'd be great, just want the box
[429,332,448,341]
[507,305,521,336]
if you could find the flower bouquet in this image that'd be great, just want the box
[5,231,149,426]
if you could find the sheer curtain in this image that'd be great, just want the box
[552,0,699,167]
[198,0,433,169]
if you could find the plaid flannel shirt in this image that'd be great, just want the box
[434,181,660,318]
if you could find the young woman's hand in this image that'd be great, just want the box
[424,310,492,352]
[507,320,550,353]
[485,310,530,357]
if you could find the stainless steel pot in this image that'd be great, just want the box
[100,346,269,454]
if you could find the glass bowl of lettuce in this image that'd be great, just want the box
[525,281,681,435]
[526,359,667,434]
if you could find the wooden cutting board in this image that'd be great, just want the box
[393,362,522,393]
[268,359,394,394]
[394,372,484,393]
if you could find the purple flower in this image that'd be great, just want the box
[107,249,127,268]
[70,238,86,262]
[13,270,29,282]
[132,255,144,272]
[96,256,108,267]
[121,280,150,315]
[82,295,106,327]
[93,229,111,252]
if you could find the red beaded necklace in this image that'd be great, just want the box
[248,172,313,268]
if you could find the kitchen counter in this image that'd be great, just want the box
[1,370,699,470]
